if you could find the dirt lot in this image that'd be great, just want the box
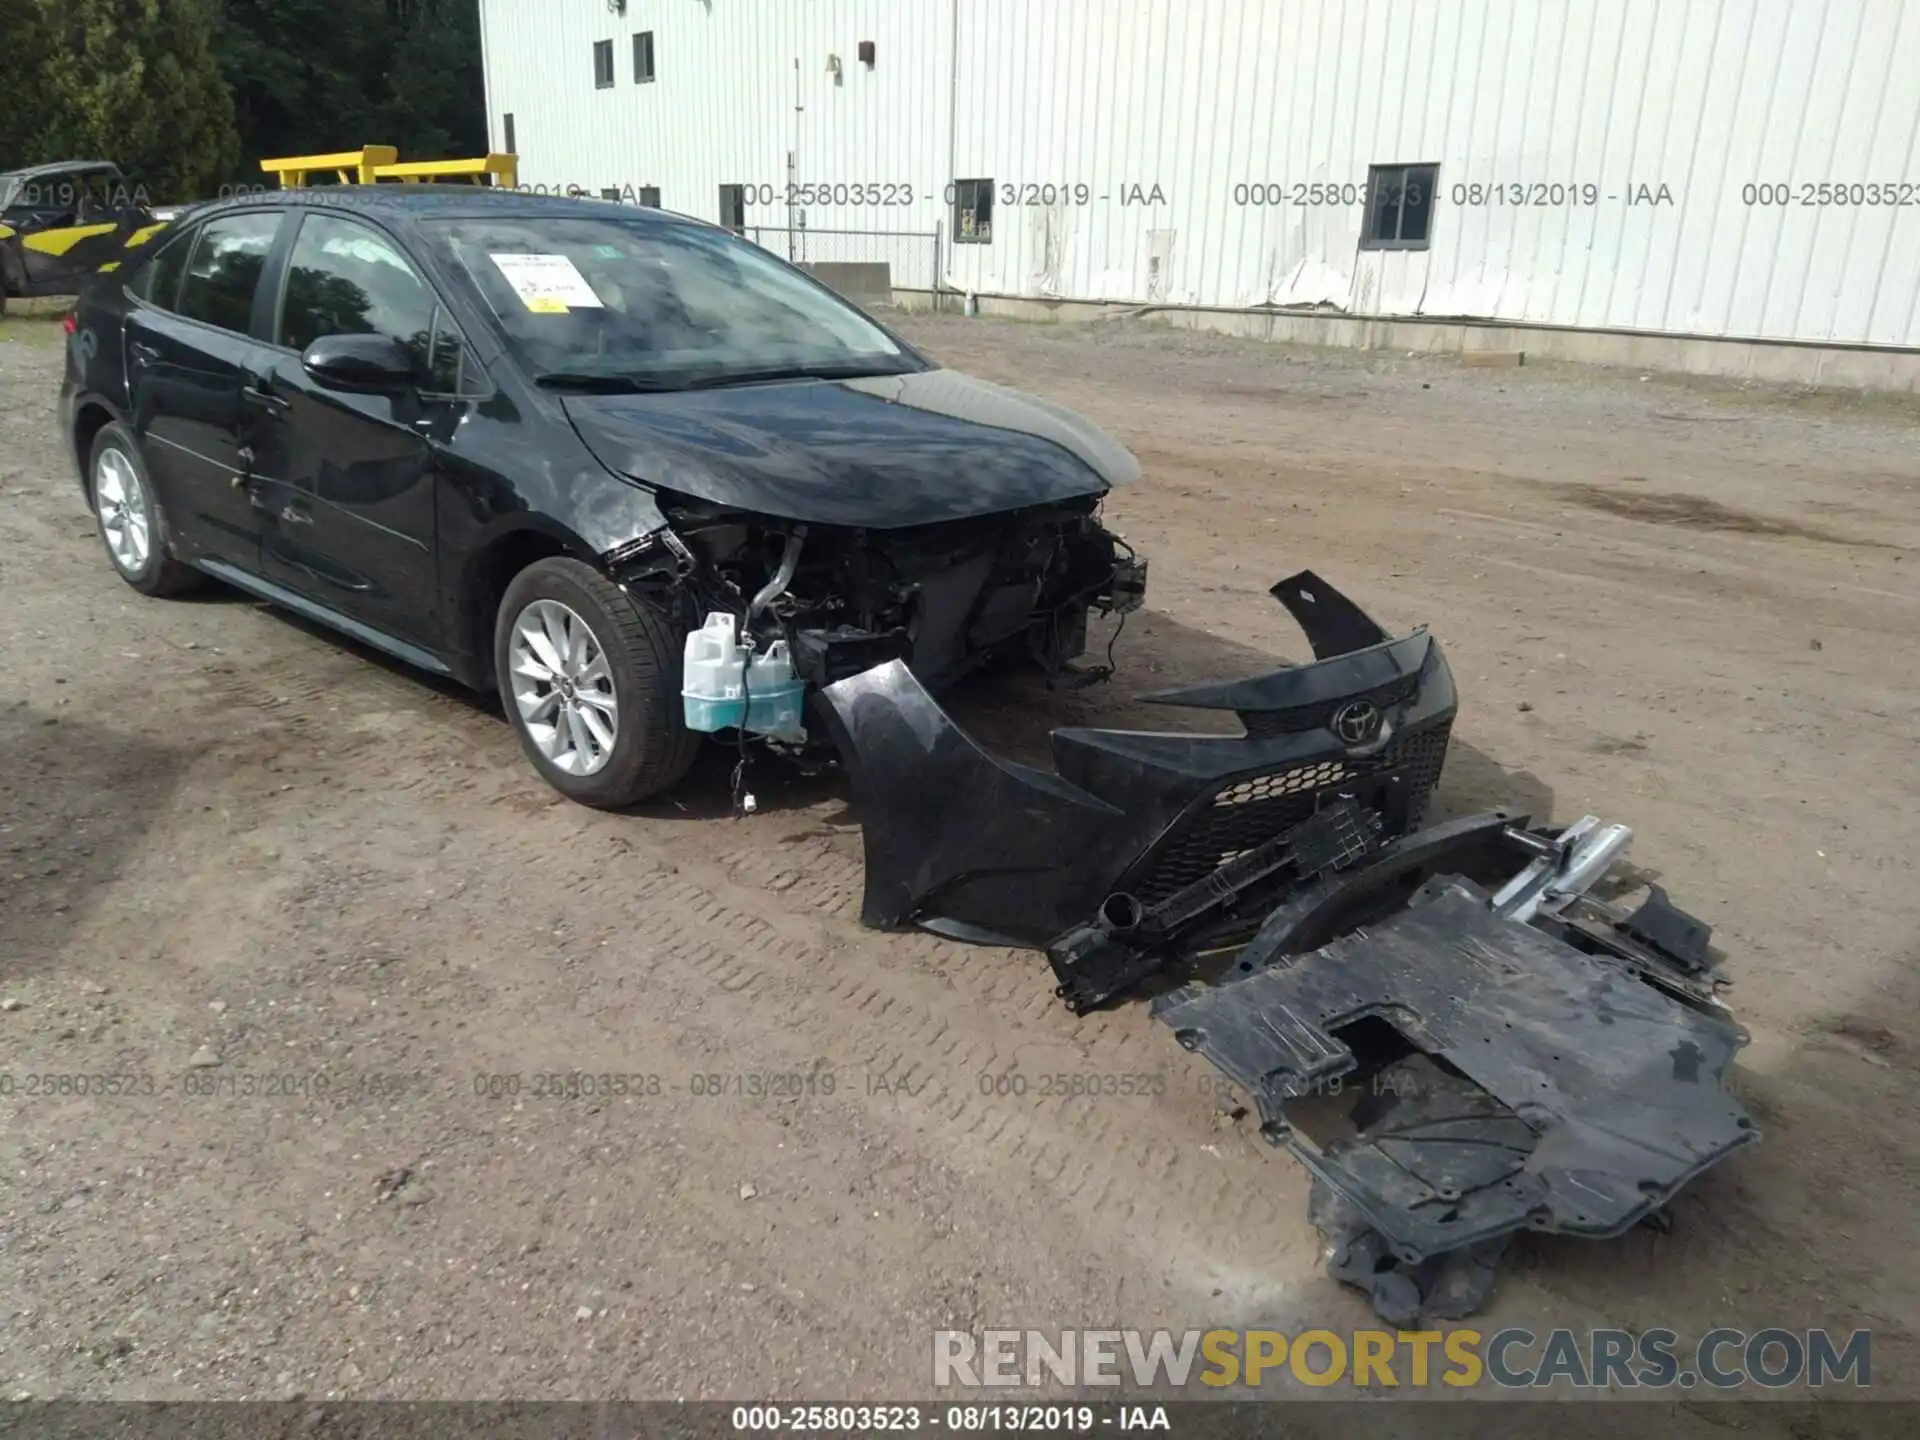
[1,307,1916,1412]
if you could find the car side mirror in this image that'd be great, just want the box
[302,334,417,393]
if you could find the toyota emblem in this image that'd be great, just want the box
[1332,699,1383,747]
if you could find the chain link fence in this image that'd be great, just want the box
[745,227,944,309]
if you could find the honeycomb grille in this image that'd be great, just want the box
[1127,722,1452,904]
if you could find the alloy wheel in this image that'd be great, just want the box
[509,598,620,776]
[95,447,151,574]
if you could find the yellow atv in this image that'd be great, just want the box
[0,160,163,315]
[1,148,519,314]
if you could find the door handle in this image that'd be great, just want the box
[130,341,160,365]
[242,384,290,417]
[279,503,314,526]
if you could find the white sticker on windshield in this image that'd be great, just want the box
[489,252,605,313]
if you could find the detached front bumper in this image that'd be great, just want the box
[814,572,1758,1322]
[815,571,1457,1009]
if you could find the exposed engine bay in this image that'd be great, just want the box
[612,489,1147,714]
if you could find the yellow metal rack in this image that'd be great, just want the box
[259,146,400,187]
[258,148,519,190]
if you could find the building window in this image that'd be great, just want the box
[633,31,655,83]
[639,185,661,208]
[718,184,746,232]
[1362,163,1438,250]
[951,177,992,244]
[593,40,615,89]
[502,113,516,154]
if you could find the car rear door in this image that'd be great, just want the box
[123,208,285,570]
[250,210,472,649]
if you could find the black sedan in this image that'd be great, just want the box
[60,188,1145,805]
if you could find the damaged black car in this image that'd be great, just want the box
[60,187,1147,806]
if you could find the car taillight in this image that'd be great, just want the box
[62,313,77,334]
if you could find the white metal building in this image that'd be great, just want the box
[478,0,1920,350]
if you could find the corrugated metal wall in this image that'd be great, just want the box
[478,0,1920,347]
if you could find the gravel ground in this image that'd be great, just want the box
[0,308,1915,1416]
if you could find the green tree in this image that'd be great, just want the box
[7,0,483,200]
[212,0,484,173]
[370,0,488,160]
[0,0,63,169]
[214,0,378,170]
[37,0,240,202]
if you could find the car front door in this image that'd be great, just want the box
[251,211,470,649]
[123,209,285,571]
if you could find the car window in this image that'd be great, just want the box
[426,306,469,394]
[9,173,78,215]
[279,213,441,379]
[127,228,193,310]
[176,212,281,334]
[76,169,129,218]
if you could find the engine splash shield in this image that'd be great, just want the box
[1154,878,1757,1265]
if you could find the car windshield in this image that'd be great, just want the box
[427,215,920,390]
[0,168,118,213]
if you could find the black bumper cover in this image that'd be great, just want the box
[816,571,1457,1007]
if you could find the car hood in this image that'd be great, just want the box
[562,367,1140,528]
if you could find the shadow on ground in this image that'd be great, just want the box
[0,705,194,977]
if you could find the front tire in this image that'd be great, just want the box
[88,421,204,596]
[494,557,700,807]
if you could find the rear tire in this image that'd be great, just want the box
[88,421,204,596]
[494,556,700,807]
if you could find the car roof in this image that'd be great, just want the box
[0,160,121,180]
[199,185,716,231]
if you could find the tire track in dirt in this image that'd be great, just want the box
[443,805,1320,1300]
[223,708,1304,1304]
[113,587,1324,1308]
